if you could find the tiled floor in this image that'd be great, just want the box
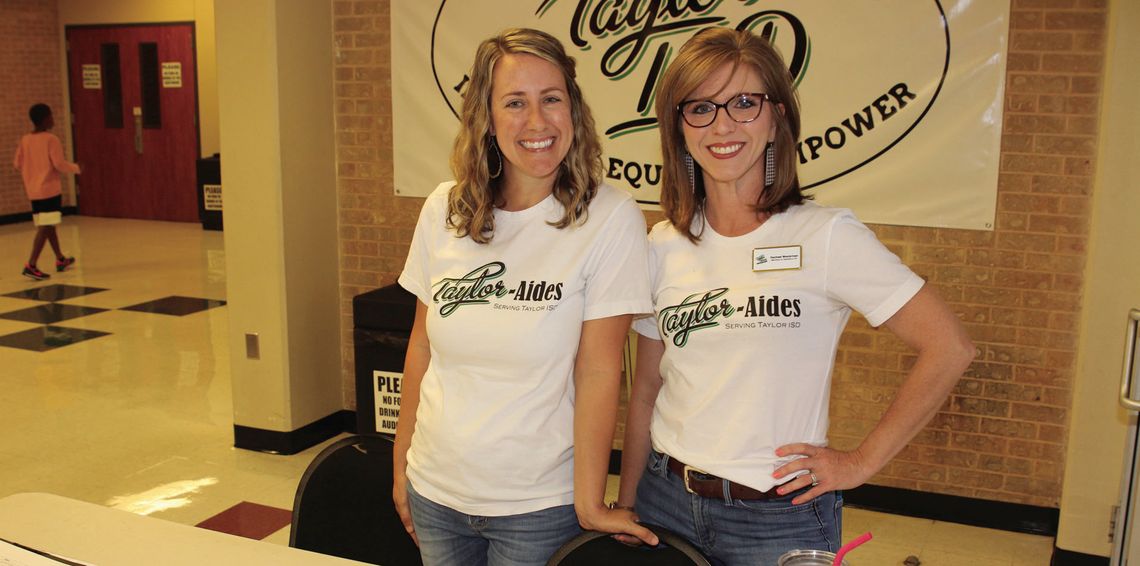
[0,216,1056,563]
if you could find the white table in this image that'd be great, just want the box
[0,492,375,565]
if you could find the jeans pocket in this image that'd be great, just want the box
[725,495,838,552]
[646,450,669,478]
[732,491,823,516]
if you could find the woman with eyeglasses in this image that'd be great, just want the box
[614,28,973,565]
[394,28,657,566]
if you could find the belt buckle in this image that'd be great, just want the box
[682,464,709,495]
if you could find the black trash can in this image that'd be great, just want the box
[353,284,417,437]
[196,154,223,230]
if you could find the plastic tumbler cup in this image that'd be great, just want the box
[777,549,850,566]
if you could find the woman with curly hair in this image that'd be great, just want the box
[394,28,657,565]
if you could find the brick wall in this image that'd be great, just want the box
[332,0,421,390]
[832,0,1105,507]
[1,0,66,216]
[333,0,1106,507]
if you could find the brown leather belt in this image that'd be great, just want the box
[664,453,785,501]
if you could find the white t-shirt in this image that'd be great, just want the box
[399,182,651,516]
[632,202,924,493]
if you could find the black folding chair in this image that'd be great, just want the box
[290,435,422,566]
[546,524,713,566]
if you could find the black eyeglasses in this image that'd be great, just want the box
[677,92,770,128]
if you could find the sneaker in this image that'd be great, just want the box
[22,264,50,281]
[56,256,76,272]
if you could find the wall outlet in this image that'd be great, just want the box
[245,333,260,360]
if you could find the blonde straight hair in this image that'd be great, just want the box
[447,28,603,243]
[655,27,805,242]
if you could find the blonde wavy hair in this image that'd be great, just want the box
[655,27,806,242]
[447,28,603,243]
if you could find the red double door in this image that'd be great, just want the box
[66,24,199,222]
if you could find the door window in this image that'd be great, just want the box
[139,42,161,128]
[100,43,123,128]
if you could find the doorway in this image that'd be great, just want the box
[66,23,200,222]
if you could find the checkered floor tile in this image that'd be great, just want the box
[0,289,225,351]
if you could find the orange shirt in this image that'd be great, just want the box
[12,132,80,201]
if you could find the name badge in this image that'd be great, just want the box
[753,245,801,271]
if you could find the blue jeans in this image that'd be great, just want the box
[406,481,581,566]
[635,451,842,566]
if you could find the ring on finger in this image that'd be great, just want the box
[809,472,819,486]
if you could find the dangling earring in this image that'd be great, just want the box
[763,142,776,188]
[488,137,503,179]
[684,151,695,192]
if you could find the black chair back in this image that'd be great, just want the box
[546,524,713,566]
[290,435,422,566]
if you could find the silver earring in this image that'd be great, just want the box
[684,151,695,192]
[764,142,775,187]
[489,137,503,179]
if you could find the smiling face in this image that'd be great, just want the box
[681,62,778,191]
[489,53,574,194]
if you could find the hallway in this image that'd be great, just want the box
[0,216,339,544]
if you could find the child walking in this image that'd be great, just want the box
[13,103,80,281]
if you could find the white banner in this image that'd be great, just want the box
[391,1,1007,230]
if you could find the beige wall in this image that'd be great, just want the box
[1056,0,1140,556]
[58,0,220,157]
[277,0,341,429]
[216,0,288,431]
[216,0,340,433]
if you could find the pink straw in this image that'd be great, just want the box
[832,531,873,566]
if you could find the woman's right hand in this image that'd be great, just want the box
[392,470,419,546]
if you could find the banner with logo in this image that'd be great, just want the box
[391,1,1007,230]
